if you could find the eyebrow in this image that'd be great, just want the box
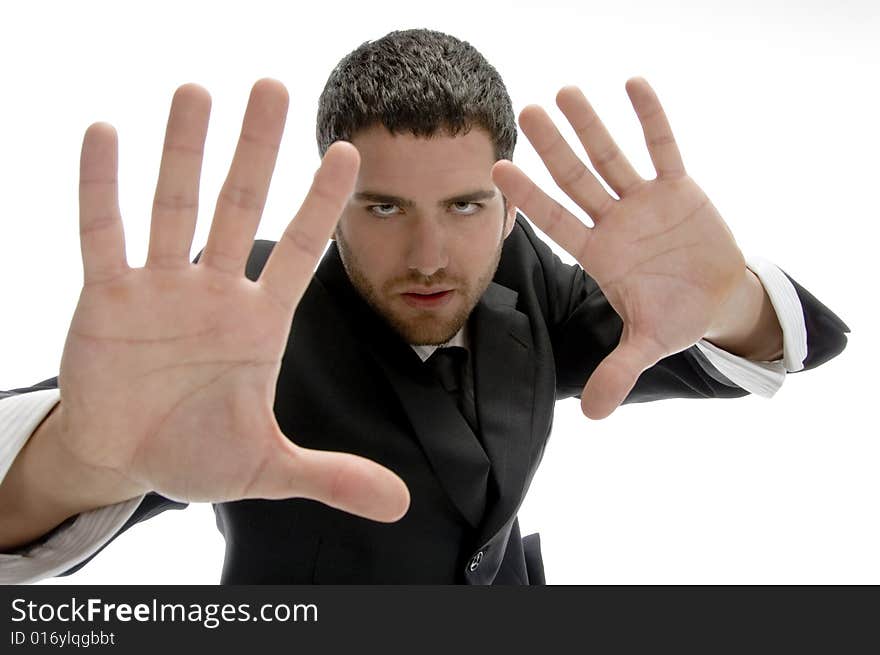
[352,189,497,208]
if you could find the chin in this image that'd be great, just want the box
[372,302,466,346]
[389,318,463,346]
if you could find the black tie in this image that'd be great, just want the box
[426,346,480,435]
[425,346,488,527]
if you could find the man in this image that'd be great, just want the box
[0,29,848,584]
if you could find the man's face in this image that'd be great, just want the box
[334,125,517,346]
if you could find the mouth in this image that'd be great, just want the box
[400,289,455,309]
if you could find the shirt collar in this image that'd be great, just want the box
[410,323,469,363]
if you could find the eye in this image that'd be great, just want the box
[366,204,400,217]
[451,201,482,215]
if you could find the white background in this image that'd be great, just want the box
[1,0,876,584]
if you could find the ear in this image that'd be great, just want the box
[331,217,347,242]
[502,196,517,240]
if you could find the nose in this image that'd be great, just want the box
[406,216,449,278]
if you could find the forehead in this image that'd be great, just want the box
[348,124,497,193]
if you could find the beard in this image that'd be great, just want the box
[335,231,504,346]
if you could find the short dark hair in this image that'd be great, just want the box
[316,29,517,161]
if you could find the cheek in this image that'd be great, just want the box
[339,217,386,260]
[457,218,504,252]
[350,235,404,290]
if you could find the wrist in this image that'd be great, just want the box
[704,268,784,361]
[6,403,145,523]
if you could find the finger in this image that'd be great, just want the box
[492,160,594,265]
[147,84,211,269]
[79,122,129,285]
[259,141,360,315]
[626,77,686,178]
[556,86,643,197]
[518,104,615,220]
[579,334,662,420]
[255,440,410,523]
[200,78,288,275]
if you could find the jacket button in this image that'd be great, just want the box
[469,551,484,572]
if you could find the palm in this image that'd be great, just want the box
[493,78,745,419]
[60,267,290,503]
[586,178,742,355]
[57,80,409,521]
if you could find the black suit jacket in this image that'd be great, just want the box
[3,214,849,584]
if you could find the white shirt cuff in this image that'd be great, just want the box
[0,388,144,584]
[693,256,808,398]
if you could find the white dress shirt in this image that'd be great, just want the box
[0,256,806,583]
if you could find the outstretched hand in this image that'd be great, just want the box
[493,78,747,420]
[60,80,409,520]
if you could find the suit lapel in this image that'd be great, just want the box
[469,282,536,546]
[371,354,492,528]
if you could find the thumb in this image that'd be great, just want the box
[248,439,411,523]
[580,334,661,420]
